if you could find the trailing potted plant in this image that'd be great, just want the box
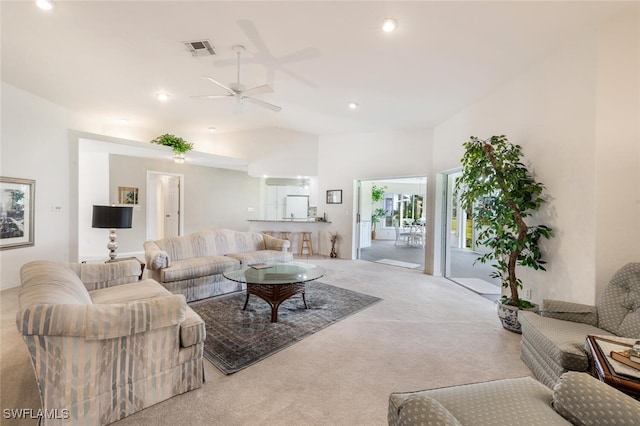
[150,134,193,162]
[371,184,387,239]
[371,208,386,240]
[454,135,553,333]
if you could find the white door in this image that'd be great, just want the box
[146,171,184,241]
[163,176,180,238]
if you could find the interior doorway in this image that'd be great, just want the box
[146,171,184,241]
[357,176,427,269]
[442,171,500,299]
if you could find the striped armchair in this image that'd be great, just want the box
[16,260,206,425]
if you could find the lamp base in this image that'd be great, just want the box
[107,228,118,261]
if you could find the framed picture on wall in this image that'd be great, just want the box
[326,190,342,204]
[118,186,139,204]
[0,176,35,250]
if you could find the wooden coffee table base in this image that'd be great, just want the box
[243,282,308,323]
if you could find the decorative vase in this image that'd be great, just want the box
[330,241,337,258]
[496,301,539,334]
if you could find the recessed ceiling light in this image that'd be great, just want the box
[208,127,216,133]
[156,92,169,102]
[119,118,129,125]
[382,18,398,32]
[36,0,54,11]
[348,102,359,110]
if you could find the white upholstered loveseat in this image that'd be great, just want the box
[143,228,293,302]
[16,259,205,425]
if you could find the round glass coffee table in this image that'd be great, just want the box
[223,261,325,323]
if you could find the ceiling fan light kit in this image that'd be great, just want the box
[192,45,282,112]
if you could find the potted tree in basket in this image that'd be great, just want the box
[454,135,553,333]
[371,184,387,240]
[151,134,193,162]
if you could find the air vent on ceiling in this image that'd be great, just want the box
[183,39,216,57]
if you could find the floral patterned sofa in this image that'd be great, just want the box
[143,228,293,302]
[16,259,205,425]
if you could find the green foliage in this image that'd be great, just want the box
[371,208,386,231]
[371,184,386,203]
[371,184,387,231]
[454,135,553,307]
[500,295,536,310]
[150,134,194,154]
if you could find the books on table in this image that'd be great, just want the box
[249,263,271,270]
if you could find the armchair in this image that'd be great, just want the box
[388,372,640,426]
[16,260,205,425]
[519,262,640,388]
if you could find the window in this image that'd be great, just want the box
[383,193,424,227]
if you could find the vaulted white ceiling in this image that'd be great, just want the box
[1,1,630,137]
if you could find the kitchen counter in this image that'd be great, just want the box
[248,219,331,223]
[248,220,334,256]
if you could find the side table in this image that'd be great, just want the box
[106,256,146,280]
[586,335,640,399]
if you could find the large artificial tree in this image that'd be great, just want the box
[454,135,553,308]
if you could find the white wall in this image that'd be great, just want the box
[78,151,110,259]
[0,83,72,289]
[107,154,262,253]
[431,6,640,304]
[594,9,640,294]
[211,127,319,178]
[317,129,434,259]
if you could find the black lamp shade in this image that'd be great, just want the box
[92,205,133,229]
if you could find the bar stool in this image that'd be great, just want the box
[299,231,313,257]
[279,231,291,252]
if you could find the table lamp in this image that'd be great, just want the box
[92,205,133,261]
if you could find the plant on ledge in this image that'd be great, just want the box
[150,134,194,154]
[454,135,553,311]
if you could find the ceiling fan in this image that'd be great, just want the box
[192,45,282,112]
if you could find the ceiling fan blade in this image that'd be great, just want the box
[241,85,273,97]
[278,47,322,64]
[202,76,235,95]
[244,96,282,112]
[190,94,234,100]
[237,20,269,53]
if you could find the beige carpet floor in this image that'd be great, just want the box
[0,258,532,426]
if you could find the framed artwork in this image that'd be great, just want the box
[326,190,342,204]
[0,177,35,250]
[118,186,139,204]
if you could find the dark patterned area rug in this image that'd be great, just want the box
[189,281,382,374]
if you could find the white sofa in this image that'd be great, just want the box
[143,228,293,302]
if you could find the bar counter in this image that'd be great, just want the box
[248,219,333,256]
